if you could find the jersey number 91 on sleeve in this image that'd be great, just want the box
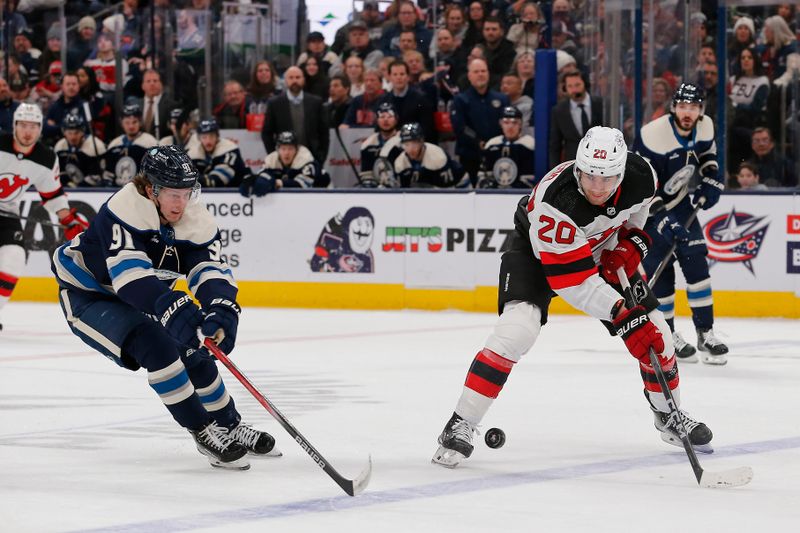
[538,215,576,244]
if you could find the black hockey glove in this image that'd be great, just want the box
[652,208,689,244]
[239,173,277,198]
[155,291,204,350]
[693,177,723,209]
[200,298,241,355]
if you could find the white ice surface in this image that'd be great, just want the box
[1,303,798,532]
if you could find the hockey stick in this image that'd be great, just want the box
[333,125,365,186]
[648,197,705,288]
[0,211,65,228]
[616,267,753,488]
[203,338,372,496]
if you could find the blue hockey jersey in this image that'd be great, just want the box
[52,183,237,315]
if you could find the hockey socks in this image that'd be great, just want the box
[455,348,515,424]
[640,352,680,413]
[185,357,240,429]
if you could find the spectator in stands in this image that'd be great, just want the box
[102,0,142,58]
[331,0,384,55]
[0,77,19,133]
[242,131,330,197]
[301,56,330,100]
[552,0,578,35]
[463,1,486,51]
[392,122,466,188]
[139,69,177,140]
[646,77,672,124]
[160,108,200,153]
[760,15,799,79]
[344,56,366,97]
[507,2,545,55]
[549,70,602,165]
[14,28,40,85]
[248,60,281,110]
[443,4,467,45]
[39,23,63,80]
[748,127,795,187]
[67,17,97,71]
[452,57,510,183]
[430,28,463,73]
[175,8,206,67]
[44,72,89,143]
[325,74,352,128]
[551,20,578,57]
[730,48,769,129]
[394,29,420,59]
[404,51,427,85]
[480,17,516,90]
[381,0,433,59]
[500,73,532,127]
[32,63,62,113]
[213,80,250,129]
[729,16,756,76]
[512,51,535,98]
[262,66,329,162]
[189,118,249,188]
[698,61,721,122]
[735,161,768,191]
[379,59,436,143]
[75,66,110,140]
[338,21,385,74]
[85,31,131,102]
[54,113,106,188]
[9,76,32,104]
[343,69,384,128]
[297,31,342,76]
[103,103,158,186]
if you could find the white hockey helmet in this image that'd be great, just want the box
[573,126,627,193]
[13,103,44,128]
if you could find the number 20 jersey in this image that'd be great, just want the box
[525,152,657,321]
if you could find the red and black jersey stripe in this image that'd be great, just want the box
[640,356,679,393]
[540,244,597,289]
[39,187,65,203]
[0,271,18,298]
[464,349,514,399]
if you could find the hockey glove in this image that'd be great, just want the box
[612,305,665,364]
[239,173,277,197]
[600,227,651,284]
[155,291,204,350]
[200,298,241,355]
[693,177,723,209]
[652,209,689,244]
[59,208,90,240]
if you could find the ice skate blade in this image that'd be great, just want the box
[208,457,251,470]
[250,445,283,458]
[699,466,754,488]
[432,446,466,468]
[701,354,728,366]
[660,433,714,454]
[676,353,699,364]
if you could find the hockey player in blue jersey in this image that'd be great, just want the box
[359,102,403,187]
[189,118,249,188]
[478,106,536,189]
[54,113,107,187]
[52,145,281,469]
[392,122,468,188]
[634,83,728,365]
[103,103,159,186]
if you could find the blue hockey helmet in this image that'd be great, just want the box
[121,103,143,118]
[400,122,424,143]
[671,83,705,115]
[276,130,298,146]
[197,118,220,134]
[140,145,199,192]
[501,106,523,121]
[61,113,87,132]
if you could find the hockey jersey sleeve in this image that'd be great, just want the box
[181,234,239,308]
[34,151,70,214]
[530,202,622,321]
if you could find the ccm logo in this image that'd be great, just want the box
[787,215,800,234]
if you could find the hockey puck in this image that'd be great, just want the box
[485,427,506,449]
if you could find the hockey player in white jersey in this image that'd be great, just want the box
[52,145,280,469]
[634,83,728,364]
[0,103,89,331]
[432,127,712,468]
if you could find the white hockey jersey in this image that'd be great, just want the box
[526,153,657,321]
[0,133,68,217]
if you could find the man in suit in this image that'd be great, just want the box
[262,66,329,162]
[139,69,177,141]
[549,70,603,165]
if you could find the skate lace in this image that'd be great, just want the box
[701,329,724,347]
[198,421,235,452]
[673,332,688,348]
[228,423,260,448]
[452,419,479,443]
[666,410,701,433]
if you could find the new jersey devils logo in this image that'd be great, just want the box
[0,173,31,201]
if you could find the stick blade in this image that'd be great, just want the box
[344,455,373,496]
[699,466,754,488]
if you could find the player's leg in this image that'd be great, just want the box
[676,219,728,363]
[433,241,550,468]
[183,354,281,457]
[643,308,713,451]
[57,288,249,469]
[0,217,26,331]
[642,218,697,361]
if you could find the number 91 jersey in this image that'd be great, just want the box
[525,152,657,321]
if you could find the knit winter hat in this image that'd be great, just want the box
[733,16,755,37]
[78,16,97,32]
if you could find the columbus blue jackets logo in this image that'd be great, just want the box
[310,207,375,273]
[703,207,769,274]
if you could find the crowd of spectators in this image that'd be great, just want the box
[1,0,799,191]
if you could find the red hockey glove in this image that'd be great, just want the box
[59,208,90,240]
[612,305,664,364]
[600,227,651,284]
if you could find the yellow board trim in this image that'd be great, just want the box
[13,277,800,318]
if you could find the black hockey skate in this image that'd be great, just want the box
[697,328,728,365]
[190,421,250,470]
[228,422,282,457]
[652,408,713,454]
[673,331,698,362]
[432,412,478,468]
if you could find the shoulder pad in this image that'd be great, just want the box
[484,135,503,149]
[291,146,315,169]
[54,138,68,152]
[262,151,280,169]
[516,135,535,150]
[696,115,716,141]
[81,136,106,157]
[378,134,401,157]
[107,136,125,149]
[421,143,448,170]
[361,132,380,150]
[212,138,239,157]
[134,133,159,148]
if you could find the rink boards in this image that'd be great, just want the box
[12,189,800,318]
